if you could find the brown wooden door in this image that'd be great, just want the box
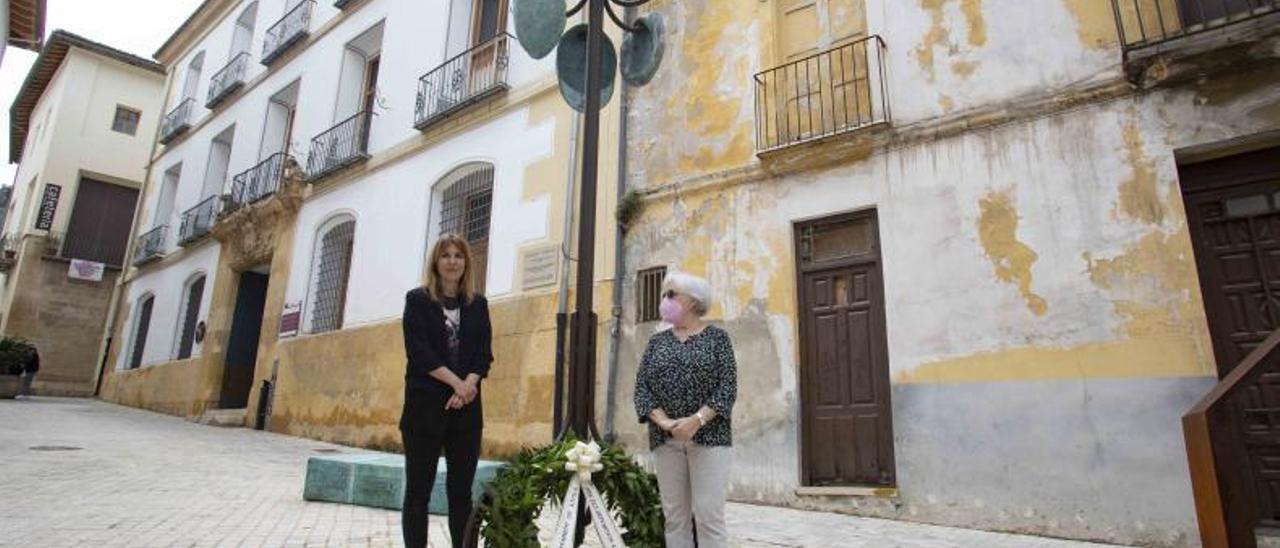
[1182,146,1280,527]
[796,210,895,486]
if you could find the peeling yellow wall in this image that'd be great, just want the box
[977,189,1049,316]
[913,0,987,83]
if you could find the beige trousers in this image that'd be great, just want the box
[652,440,732,548]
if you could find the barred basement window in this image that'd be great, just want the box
[176,275,206,359]
[637,266,667,322]
[438,164,493,294]
[129,294,155,370]
[309,216,356,333]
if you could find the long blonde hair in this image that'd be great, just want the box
[423,234,476,303]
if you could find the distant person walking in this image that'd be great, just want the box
[19,343,38,397]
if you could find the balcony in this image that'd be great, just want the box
[227,153,292,212]
[0,234,18,271]
[414,33,512,130]
[159,98,195,145]
[133,226,167,266]
[306,111,370,181]
[334,0,358,8]
[178,195,221,246]
[1112,0,1279,55]
[261,0,314,66]
[753,35,890,153]
[207,52,250,108]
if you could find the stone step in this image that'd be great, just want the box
[303,452,504,513]
[1259,526,1280,548]
[195,408,248,428]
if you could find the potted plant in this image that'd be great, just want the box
[0,336,35,399]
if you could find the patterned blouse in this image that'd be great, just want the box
[634,325,738,450]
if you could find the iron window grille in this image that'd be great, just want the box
[261,1,314,66]
[753,35,890,153]
[176,276,206,360]
[134,226,167,265]
[159,98,195,144]
[438,166,493,294]
[310,218,356,333]
[112,105,141,135]
[637,266,667,323]
[306,110,371,181]
[227,153,291,211]
[179,195,220,245]
[207,52,250,108]
[128,295,155,370]
[1111,0,1279,55]
[414,33,512,130]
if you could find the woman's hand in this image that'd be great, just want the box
[445,394,464,410]
[670,417,700,442]
[658,417,678,432]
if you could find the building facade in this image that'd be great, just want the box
[603,1,1280,547]
[100,0,623,456]
[1,30,164,396]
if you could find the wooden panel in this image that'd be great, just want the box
[62,178,138,266]
[797,210,894,487]
[779,0,820,60]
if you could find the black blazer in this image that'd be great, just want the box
[402,287,493,384]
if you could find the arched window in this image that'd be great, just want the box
[182,51,206,102]
[232,3,258,56]
[128,293,156,370]
[433,163,493,293]
[309,215,356,333]
[175,274,206,359]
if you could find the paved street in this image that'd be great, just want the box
[0,398,1126,547]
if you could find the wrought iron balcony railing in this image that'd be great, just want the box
[306,111,371,181]
[415,33,512,130]
[179,195,221,245]
[159,98,195,145]
[134,226,167,265]
[228,153,291,211]
[207,52,250,108]
[1112,0,1279,54]
[753,35,890,153]
[261,1,314,66]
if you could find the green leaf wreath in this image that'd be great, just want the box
[475,434,665,547]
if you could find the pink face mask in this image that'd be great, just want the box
[659,297,686,325]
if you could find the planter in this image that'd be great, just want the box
[0,375,20,399]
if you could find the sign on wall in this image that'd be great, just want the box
[279,301,302,338]
[68,259,105,282]
[521,244,560,290]
[35,184,61,230]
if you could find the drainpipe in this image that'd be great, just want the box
[601,5,634,443]
[93,70,175,396]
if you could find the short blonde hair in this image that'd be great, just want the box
[423,234,477,303]
[662,271,712,316]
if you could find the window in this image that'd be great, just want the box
[128,294,155,370]
[438,164,493,294]
[309,216,356,333]
[112,105,141,135]
[176,275,206,359]
[637,266,667,322]
[182,52,206,102]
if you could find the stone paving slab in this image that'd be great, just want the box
[0,397,1130,547]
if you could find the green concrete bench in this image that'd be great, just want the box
[303,452,504,512]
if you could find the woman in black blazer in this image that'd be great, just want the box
[400,233,493,548]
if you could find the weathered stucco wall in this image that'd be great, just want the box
[613,56,1280,548]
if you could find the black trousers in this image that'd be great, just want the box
[400,384,483,548]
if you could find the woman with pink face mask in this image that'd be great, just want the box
[634,271,738,548]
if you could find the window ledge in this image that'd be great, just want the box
[795,486,898,498]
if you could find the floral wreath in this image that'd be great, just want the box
[471,434,665,547]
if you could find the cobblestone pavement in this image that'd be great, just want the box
[0,398,1126,547]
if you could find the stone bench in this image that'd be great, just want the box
[303,452,504,512]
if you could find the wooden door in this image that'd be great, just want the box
[1181,146,1280,528]
[221,271,268,409]
[468,0,507,93]
[772,0,869,144]
[796,210,895,486]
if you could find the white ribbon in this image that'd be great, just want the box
[549,441,627,548]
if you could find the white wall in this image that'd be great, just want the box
[118,242,221,369]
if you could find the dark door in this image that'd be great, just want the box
[1177,0,1257,27]
[221,271,268,409]
[128,296,155,370]
[61,178,139,266]
[796,210,895,486]
[1181,146,1280,528]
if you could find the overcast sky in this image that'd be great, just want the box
[1,0,206,187]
